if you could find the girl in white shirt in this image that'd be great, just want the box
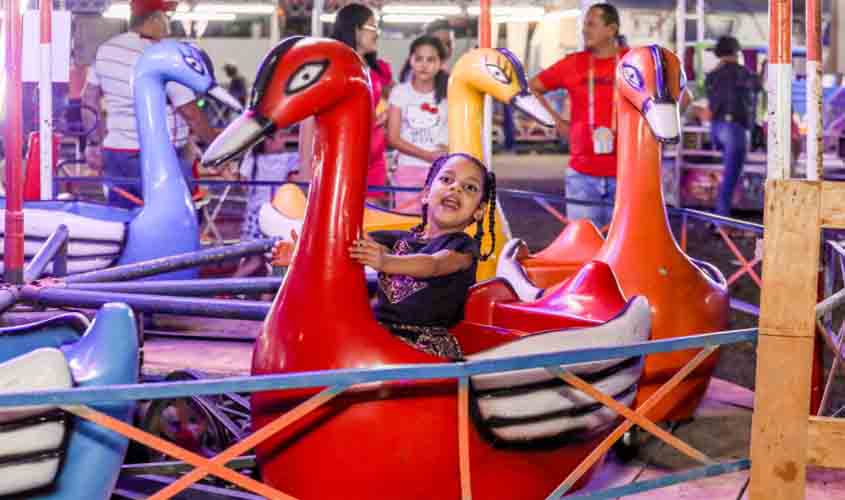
[387,36,449,212]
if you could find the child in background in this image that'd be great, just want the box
[387,36,450,212]
[349,153,497,359]
[232,128,299,278]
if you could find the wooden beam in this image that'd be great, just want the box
[807,416,845,468]
[750,179,821,500]
[749,335,814,500]
[758,180,821,335]
[820,181,845,228]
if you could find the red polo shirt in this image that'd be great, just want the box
[537,49,628,178]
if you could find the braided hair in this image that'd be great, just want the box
[412,153,497,261]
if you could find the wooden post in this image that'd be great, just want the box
[749,180,820,500]
[748,3,845,498]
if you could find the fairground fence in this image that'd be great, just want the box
[25,174,845,498]
[54,174,772,316]
[0,328,756,500]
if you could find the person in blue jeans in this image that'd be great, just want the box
[711,120,748,217]
[705,36,761,218]
[565,171,615,229]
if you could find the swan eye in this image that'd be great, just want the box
[621,64,644,91]
[485,64,511,84]
[183,55,205,75]
[287,62,329,94]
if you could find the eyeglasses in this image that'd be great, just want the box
[360,24,381,35]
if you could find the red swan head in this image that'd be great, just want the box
[202,36,371,166]
[616,45,685,144]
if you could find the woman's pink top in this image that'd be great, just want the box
[367,60,393,198]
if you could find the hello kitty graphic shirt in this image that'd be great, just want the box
[370,230,480,328]
[388,81,449,167]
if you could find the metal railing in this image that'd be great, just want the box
[0,328,756,500]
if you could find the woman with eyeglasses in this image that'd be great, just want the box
[325,3,393,205]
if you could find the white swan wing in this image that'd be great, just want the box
[0,348,71,496]
[466,296,651,444]
[0,208,125,274]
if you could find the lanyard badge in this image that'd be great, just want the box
[589,52,619,155]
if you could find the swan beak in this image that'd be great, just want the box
[201,111,272,167]
[208,85,244,112]
[511,93,555,128]
[644,102,681,145]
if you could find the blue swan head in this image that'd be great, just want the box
[135,40,243,111]
[120,41,241,278]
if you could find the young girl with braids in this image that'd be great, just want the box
[349,153,497,359]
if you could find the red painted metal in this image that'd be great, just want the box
[23,132,59,201]
[4,0,25,283]
[807,0,821,62]
[478,0,491,48]
[770,0,792,64]
[725,257,762,287]
[38,0,53,200]
[533,196,567,224]
[245,39,634,499]
[717,229,763,287]
[40,0,52,43]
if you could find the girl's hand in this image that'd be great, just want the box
[349,235,389,270]
[270,229,299,265]
[271,240,295,266]
[375,110,388,128]
[426,146,448,163]
[554,118,570,138]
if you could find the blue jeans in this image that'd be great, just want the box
[565,170,616,228]
[711,121,748,217]
[103,148,193,209]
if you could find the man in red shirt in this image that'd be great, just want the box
[529,3,626,228]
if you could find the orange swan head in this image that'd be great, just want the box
[505,47,689,291]
[603,45,730,422]
[616,45,685,144]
